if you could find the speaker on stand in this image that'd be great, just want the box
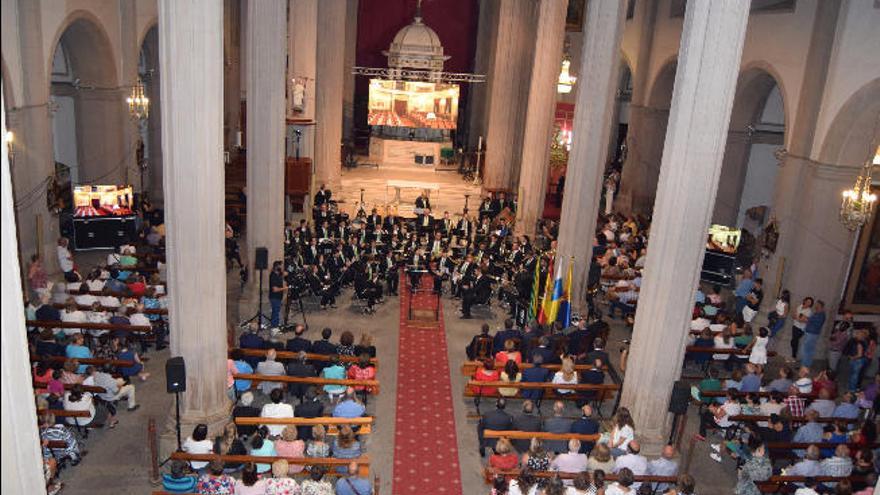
[241,247,271,328]
[164,356,186,455]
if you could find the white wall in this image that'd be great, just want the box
[812,0,880,162]
[736,85,784,226]
[51,95,78,181]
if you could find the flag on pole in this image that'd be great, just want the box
[537,257,555,325]
[557,259,573,327]
[541,259,564,325]
[527,259,541,322]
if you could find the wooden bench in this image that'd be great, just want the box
[232,348,378,366]
[485,469,678,485]
[27,320,154,335]
[755,475,870,493]
[234,416,373,435]
[699,390,816,399]
[482,429,600,442]
[36,408,91,419]
[764,441,879,460]
[31,355,135,369]
[33,381,105,394]
[464,380,621,415]
[169,452,371,473]
[730,415,860,425]
[52,302,168,315]
[461,361,606,376]
[233,374,380,394]
[685,346,777,357]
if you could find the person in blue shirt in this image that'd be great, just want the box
[162,460,197,494]
[832,391,860,420]
[740,363,762,393]
[799,300,827,367]
[104,270,127,293]
[336,461,373,495]
[248,427,276,474]
[321,355,347,400]
[231,349,254,392]
[734,271,754,316]
[792,410,824,457]
[333,390,366,419]
[65,334,92,373]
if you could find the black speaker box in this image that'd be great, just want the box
[668,379,690,415]
[165,356,186,393]
[254,247,269,270]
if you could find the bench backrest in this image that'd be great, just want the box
[233,374,380,394]
[27,320,153,333]
[482,429,600,442]
[233,348,377,366]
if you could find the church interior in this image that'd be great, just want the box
[3,1,880,494]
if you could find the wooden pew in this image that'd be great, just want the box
[755,475,870,493]
[485,469,678,485]
[232,348,378,366]
[731,415,860,425]
[52,302,168,315]
[482,429,600,443]
[764,441,879,460]
[233,374,380,394]
[36,408,91,419]
[464,380,620,403]
[461,361,606,376]
[685,346,777,357]
[26,320,153,334]
[31,355,135,368]
[169,452,371,472]
[234,416,374,435]
[33,381,105,394]
[699,390,816,399]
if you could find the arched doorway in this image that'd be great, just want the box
[714,68,786,230]
[49,16,124,185]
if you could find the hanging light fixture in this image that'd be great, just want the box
[557,58,576,94]
[126,77,149,120]
[839,145,879,231]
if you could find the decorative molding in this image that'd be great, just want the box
[352,66,485,83]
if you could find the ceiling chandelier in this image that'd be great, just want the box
[126,77,149,120]
[557,58,576,94]
[839,144,878,231]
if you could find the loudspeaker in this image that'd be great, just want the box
[254,247,268,270]
[668,379,690,415]
[165,356,186,393]
[424,155,434,165]
[414,154,425,165]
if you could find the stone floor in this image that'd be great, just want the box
[56,249,742,494]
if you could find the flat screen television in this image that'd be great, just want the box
[367,79,459,130]
[72,185,134,218]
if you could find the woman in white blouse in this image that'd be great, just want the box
[789,296,813,362]
[552,358,579,395]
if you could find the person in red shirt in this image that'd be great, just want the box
[494,338,522,366]
[812,369,838,400]
[127,275,147,297]
[346,354,376,394]
[473,359,501,395]
[33,361,54,395]
[488,437,519,471]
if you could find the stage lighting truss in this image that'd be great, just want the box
[352,66,486,84]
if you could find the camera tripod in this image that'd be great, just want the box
[283,286,308,329]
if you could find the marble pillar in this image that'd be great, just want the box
[514,0,568,236]
[314,0,346,191]
[2,85,48,495]
[10,0,57,274]
[158,0,230,440]
[554,0,626,309]
[620,0,749,450]
[342,0,359,143]
[246,0,287,269]
[482,0,535,191]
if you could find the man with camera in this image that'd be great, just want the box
[269,260,288,327]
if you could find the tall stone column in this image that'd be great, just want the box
[482,0,535,191]
[10,0,57,274]
[158,0,230,439]
[246,0,287,269]
[119,0,141,192]
[620,0,749,450]
[224,0,243,150]
[2,86,48,495]
[143,27,164,202]
[514,0,568,235]
[555,0,626,308]
[342,0,359,143]
[313,0,346,191]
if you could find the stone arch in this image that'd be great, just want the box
[48,11,126,185]
[713,66,787,226]
[137,17,159,53]
[647,57,678,110]
[818,77,880,167]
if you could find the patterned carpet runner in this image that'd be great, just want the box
[392,274,462,494]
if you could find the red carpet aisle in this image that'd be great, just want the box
[392,274,463,494]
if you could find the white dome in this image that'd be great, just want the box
[383,15,450,72]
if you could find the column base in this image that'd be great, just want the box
[159,403,232,460]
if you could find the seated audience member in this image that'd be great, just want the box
[285,351,316,402]
[310,328,337,356]
[605,467,636,495]
[695,390,740,442]
[255,348,286,395]
[61,298,87,336]
[336,461,373,495]
[63,384,101,427]
[851,451,876,491]
[529,336,555,365]
[821,444,853,481]
[214,422,247,473]
[234,463,267,495]
[552,358,579,395]
[587,441,616,474]
[805,388,836,418]
[820,422,848,458]
[550,439,589,482]
[792,410,824,456]
[285,323,311,353]
[783,444,821,477]
[694,368,722,404]
[35,292,62,322]
[521,438,551,473]
[116,338,150,381]
[571,404,600,454]
[273,426,305,474]
[509,400,541,452]
[794,366,814,394]
[337,330,357,357]
[182,424,214,471]
[347,354,377,395]
[299,466,333,495]
[264,459,299,494]
[83,365,138,428]
[249,427,277,474]
[613,440,649,490]
[498,360,522,397]
[609,408,636,458]
[230,349,254,394]
[65,334,92,373]
[766,366,795,393]
[833,391,860,419]
[488,437,519,471]
[231,392,260,438]
[495,338,522,365]
[295,387,324,441]
[162,459,197,494]
[35,329,66,357]
[758,393,786,426]
[60,360,83,385]
[740,363,762,393]
[321,354,347,401]
[649,446,680,493]
[479,399,512,456]
[783,384,806,417]
[812,369,838,399]
[238,324,265,368]
[33,361,54,395]
[543,400,574,454]
[493,319,523,355]
[39,413,83,465]
[520,354,551,401]
[306,425,331,458]
[333,388,367,419]
[466,323,493,360]
[757,414,792,443]
[196,459,236,494]
[354,332,376,358]
[331,425,362,472]
[473,359,502,395]
[585,338,611,367]
[260,388,294,437]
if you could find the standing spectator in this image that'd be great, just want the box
[799,300,827,367]
[57,238,80,282]
[768,290,791,338]
[828,311,854,372]
[268,261,287,328]
[734,270,754,316]
[789,297,814,362]
[28,254,50,298]
[847,329,869,391]
[734,442,772,495]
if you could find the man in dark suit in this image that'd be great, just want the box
[529,336,556,365]
[294,386,324,441]
[285,351,316,402]
[314,184,331,206]
[579,358,606,406]
[232,391,261,437]
[466,323,493,360]
[310,328,337,356]
[461,268,492,319]
[542,401,574,454]
[521,354,552,403]
[570,404,600,453]
[285,324,311,353]
[417,208,434,235]
[567,319,593,357]
[584,338,610,368]
[511,400,542,452]
[414,192,431,212]
[478,399,512,457]
[239,323,265,368]
[493,319,522,354]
